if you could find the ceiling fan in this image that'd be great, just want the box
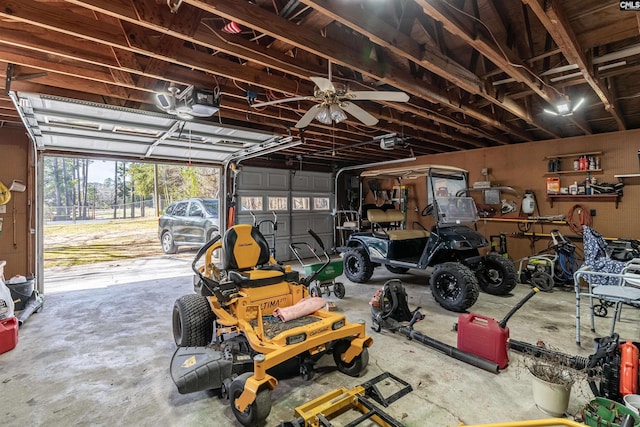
[251,66,410,128]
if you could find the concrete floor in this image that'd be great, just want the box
[1,254,639,426]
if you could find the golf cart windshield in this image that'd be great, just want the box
[436,197,478,224]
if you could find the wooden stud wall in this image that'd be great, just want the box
[0,127,34,279]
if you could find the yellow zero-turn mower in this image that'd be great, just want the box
[170,223,373,426]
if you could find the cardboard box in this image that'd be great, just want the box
[546,177,560,194]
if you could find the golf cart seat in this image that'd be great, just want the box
[367,209,429,240]
[223,224,285,287]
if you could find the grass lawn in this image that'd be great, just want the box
[44,217,161,268]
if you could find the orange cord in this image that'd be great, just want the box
[566,204,592,234]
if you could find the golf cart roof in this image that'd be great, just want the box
[360,164,468,180]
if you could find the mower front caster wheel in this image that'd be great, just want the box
[230,372,272,427]
[332,340,369,377]
[218,378,232,400]
[300,363,314,381]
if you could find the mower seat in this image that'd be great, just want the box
[223,224,285,288]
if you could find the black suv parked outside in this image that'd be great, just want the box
[158,198,219,254]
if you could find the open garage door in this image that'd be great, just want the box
[11,92,298,292]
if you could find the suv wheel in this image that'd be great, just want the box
[476,253,518,295]
[430,262,479,312]
[161,231,178,254]
[343,248,374,283]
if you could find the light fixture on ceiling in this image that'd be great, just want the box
[543,97,585,117]
[329,104,348,123]
[313,103,349,125]
[314,104,332,125]
[155,84,220,120]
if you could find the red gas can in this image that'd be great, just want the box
[0,316,19,354]
[457,313,509,369]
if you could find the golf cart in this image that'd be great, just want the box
[171,223,372,426]
[341,165,517,313]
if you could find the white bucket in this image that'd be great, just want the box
[624,394,640,415]
[531,371,572,417]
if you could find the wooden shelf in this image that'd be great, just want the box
[544,151,602,160]
[480,217,568,225]
[615,174,640,182]
[546,194,620,208]
[544,169,603,176]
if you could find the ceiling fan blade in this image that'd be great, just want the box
[252,96,313,108]
[295,105,321,128]
[310,77,335,92]
[341,102,378,126]
[347,91,410,102]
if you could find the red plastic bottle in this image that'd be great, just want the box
[619,340,639,396]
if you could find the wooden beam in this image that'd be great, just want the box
[522,0,625,131]
[181,0,536,142]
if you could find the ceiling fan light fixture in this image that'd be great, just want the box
[315,104,333,125]
[329,104,348,123]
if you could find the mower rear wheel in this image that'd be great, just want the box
[385,265,410,274]
[476,253,518,295]
[230,372,272,427]
[332,340,369,377]
[343,248,374,283]
[430,262,479,313]
[172,294,214,347]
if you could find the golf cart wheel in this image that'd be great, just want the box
[230,372,272,427]
[343,248,374,283]
[430,262,479,313]
[309,284,322,298]
[476,253,518,295]
[172,294,214,347]
[333,282,346,299]
[531,271,554,292]
[385,265,410,274]
[161,231,178,254]
[332,340,369,377]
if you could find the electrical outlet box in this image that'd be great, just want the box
[0,205,5,214]
[590,209,596,217]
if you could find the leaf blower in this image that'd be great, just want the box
[370,280,500,374]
